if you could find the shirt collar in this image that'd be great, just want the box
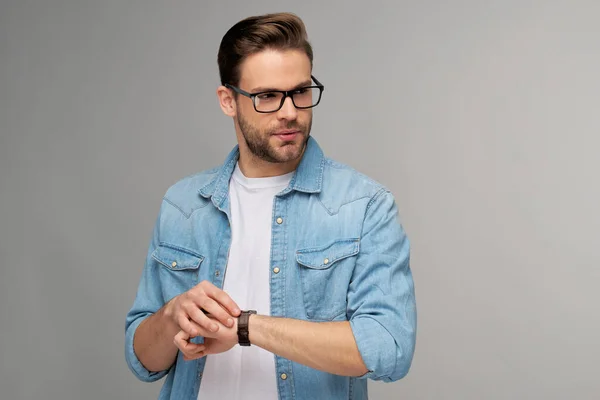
[198,136,325,207]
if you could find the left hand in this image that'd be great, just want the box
[173,317,238,361]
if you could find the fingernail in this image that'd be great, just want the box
[211,324,218,332]
[228,318,234,327]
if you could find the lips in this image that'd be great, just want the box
[274,129,300,135]
[273,129,301,140]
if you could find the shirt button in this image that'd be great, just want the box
[276,217,283,224]
[273,267,280,274]
[215,270,220,277]
[323,258,329,265]
[171,261,177,268]
[280,373,287,380]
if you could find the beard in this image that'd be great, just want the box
[237,109,312,164]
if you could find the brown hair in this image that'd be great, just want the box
[217,12,314,86]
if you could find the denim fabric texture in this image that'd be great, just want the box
[125,137,417,399]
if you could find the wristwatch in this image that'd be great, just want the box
[237,310,257,346]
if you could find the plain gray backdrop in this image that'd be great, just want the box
[1,1,599,399]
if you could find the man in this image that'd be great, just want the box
[125,12,417,400]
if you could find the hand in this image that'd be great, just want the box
[174,317,238,361]
[165,280,241,338]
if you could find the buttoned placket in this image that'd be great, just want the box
[270,193,294,400]
[195,198,233,395]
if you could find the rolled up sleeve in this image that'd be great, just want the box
[125,313,168,382]
[124,203,170,382]
[348,189,417,382]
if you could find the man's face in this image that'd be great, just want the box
[234,49,313,164]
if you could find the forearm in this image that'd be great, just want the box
[248,315,368,377]
[133,301,180,372]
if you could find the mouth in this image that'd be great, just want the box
[272,129,301,141]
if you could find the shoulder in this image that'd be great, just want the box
[319,157,392,212]
[160,166,220,218]
[323,157,389,195]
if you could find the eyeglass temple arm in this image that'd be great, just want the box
[224,83,253,98]
[311,75,324,89]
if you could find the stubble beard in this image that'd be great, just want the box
[237,110,312,164]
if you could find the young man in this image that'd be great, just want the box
[125,12,417,400]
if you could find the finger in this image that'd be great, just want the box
[204,285,241,317]
[174,329,189,342]
[185,301,220,333]
[182,347,205,360]
[183,352,205,361]
[174,331,206,357]
[173,330,191,353]
[197,281,241,316]
[181,342,206,355]
[198,300,235,328]
[177,312,209,337]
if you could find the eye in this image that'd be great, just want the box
[293,87,310,95]
[257,92,278,100]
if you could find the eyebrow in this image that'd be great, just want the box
[250,79,313,93]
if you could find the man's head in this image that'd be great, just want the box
[216,13,322,169]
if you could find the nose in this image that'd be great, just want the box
[276,96,298,121]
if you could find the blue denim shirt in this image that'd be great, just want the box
[125,137,417,399]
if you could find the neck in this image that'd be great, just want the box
[236,147,302,178]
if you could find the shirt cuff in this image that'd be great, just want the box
[125,315,169,382]
[350,315,396,381]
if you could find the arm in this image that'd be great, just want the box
[249,316,368,377]
[347,188,417,381]
[125,201,240,381]
[125,207,174,382]
[249,189,416,380]
[132,301,181,373]
[132,287,241,373]
[174,189,416,381]
[174,315,367,377]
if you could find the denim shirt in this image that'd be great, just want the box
[124,137,417,400]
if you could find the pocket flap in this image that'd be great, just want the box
[296,238,360,270]
[152,243,204,270]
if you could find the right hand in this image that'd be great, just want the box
[165,280,241,338]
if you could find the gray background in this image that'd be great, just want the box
[1,1,598,399]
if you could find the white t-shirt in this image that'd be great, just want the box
[197,163,294,400]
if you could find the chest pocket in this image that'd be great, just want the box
[296,238,360,321]
[152,243,205,294]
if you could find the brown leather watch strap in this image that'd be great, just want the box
[237,310,257,346]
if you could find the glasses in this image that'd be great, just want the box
[224,75,324,113]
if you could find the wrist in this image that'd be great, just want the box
[162,298,180,332]
[247,313,257,344]
[237,310,257,346]
[163,297,176,320]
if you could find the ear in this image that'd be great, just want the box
[217,86,236,117]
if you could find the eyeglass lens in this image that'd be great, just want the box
[254,87,321,112]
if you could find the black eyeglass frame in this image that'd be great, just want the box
[224,75,325,113]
